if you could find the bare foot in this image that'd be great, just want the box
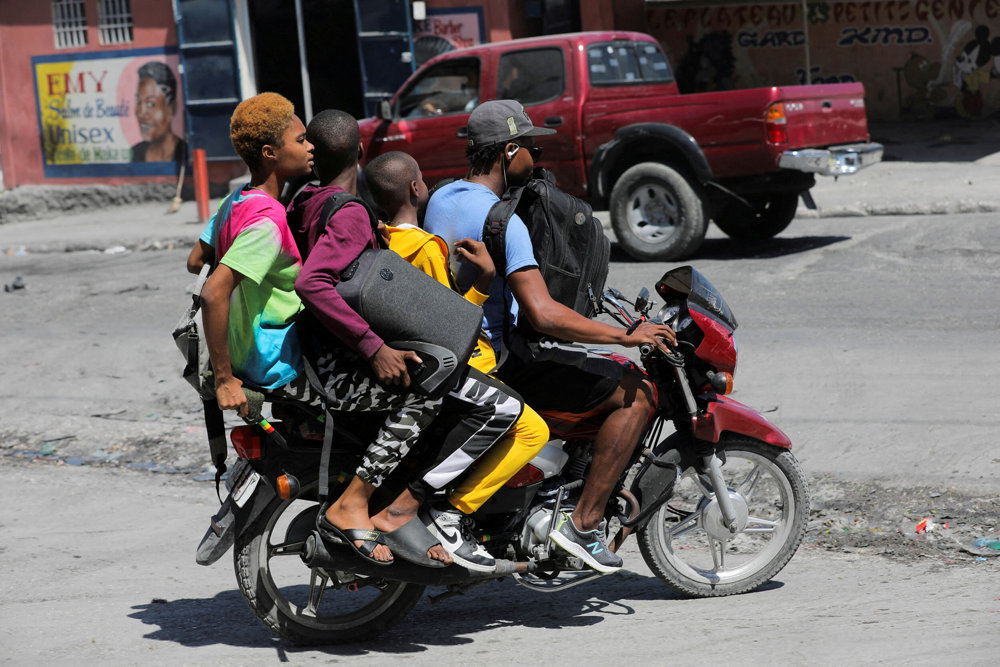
[325,504,393,563]
[371,491,453,565]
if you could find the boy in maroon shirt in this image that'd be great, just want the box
[288,110,521,572]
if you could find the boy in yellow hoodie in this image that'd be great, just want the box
[365,150,549,548]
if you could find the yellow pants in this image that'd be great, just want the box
[446,335,549,513]
[448,404,548,513]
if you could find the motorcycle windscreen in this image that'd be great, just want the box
[655,266,738,332]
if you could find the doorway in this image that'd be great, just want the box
[247,0,365,120]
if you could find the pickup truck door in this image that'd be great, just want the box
[370,56,483,187]
[496,45,585,197]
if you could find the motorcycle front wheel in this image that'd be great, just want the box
[638,436,809,597]
[234,492,425,645]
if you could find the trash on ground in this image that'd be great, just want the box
[915,518,949,533]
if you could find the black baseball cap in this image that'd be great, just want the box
[466,99,556,148]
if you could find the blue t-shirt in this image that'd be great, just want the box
[423,180,537,351]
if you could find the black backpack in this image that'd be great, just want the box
[483,170,610,321]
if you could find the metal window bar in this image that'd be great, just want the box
[52,0,88,49]
[98,0,133,45]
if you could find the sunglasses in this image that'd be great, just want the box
[510,143,544,162]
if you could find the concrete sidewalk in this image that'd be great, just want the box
[1,119,998,255]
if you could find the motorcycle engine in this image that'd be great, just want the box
[518,441,593,558]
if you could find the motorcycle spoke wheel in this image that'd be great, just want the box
[638,438,809,597]
[235,495,424,645]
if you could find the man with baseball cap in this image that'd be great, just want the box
[424,100,676,573]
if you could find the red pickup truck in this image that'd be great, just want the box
[358,31,882,261]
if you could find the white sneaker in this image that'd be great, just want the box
[423,506,496,573]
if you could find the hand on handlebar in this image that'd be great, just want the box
[215,375,249,418]
[625,321,676,355]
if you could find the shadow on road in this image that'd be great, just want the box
[129,570,785,655]
[610,235,851,264]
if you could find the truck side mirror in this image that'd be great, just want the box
[378,100,393,121]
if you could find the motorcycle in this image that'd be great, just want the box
[193,265,809,645]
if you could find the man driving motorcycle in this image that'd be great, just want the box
[423,100,676,573]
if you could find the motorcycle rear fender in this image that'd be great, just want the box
[195,475,277,566]
[692,394,792,449]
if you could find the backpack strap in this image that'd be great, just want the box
[481,186,527,365]
[311,190,381,503]
[481,186,523,277]
[319,190,385,249]
[203,192,238,500]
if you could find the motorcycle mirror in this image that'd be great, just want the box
[635,287,649,314]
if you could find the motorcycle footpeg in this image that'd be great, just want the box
[196,497,236,566]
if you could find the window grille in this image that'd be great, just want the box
[98,0,134,45]
[52,0,88,49]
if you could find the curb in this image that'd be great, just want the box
[4,200,998,257]
[3,236,195,256]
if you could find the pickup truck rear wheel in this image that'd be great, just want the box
[713,192,800,241]
[610,162,707,261]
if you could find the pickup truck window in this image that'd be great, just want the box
[497,48,564,105]
[397,57,481,118]
[587,41,673,86]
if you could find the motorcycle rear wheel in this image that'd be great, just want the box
[638,437,808,597]
[234,493,425,645]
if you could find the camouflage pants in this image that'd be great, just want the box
[309,346,443,488]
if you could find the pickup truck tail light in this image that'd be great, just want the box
[765,103,788,144]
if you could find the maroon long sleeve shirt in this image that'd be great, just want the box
[287,184,384,360]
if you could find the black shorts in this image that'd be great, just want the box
[496,339,625,413]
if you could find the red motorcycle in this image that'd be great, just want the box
[195,265,808,644]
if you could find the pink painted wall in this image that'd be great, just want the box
[0,0,241,189]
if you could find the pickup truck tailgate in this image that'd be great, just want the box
[778,83,870,148]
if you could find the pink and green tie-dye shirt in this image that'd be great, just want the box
[201,186,303,389]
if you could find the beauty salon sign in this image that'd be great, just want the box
[33,46,185,177]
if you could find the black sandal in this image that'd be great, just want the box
[317,515,393,566]
[382,516,449,568]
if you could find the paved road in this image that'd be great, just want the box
[1,212,999,662]
[1,458,997,665]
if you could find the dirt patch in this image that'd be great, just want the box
[807,473,1000,561]
[3,430,998,564]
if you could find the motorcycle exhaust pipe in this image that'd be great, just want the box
[302,531,529,586]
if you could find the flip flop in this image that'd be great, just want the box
[316,514,393,566]
[382,516,449,568]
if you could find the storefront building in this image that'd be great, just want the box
[2,0,996,191]
[0,0,642,190]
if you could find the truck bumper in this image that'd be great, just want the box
[778,142,884,176]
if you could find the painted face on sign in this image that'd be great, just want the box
[135,77,173,143]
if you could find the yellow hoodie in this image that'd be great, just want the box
[386,223,549,513]
[387,224,497,374]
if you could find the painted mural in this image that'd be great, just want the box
[32,47,185,177]
[647,0,1000,120]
